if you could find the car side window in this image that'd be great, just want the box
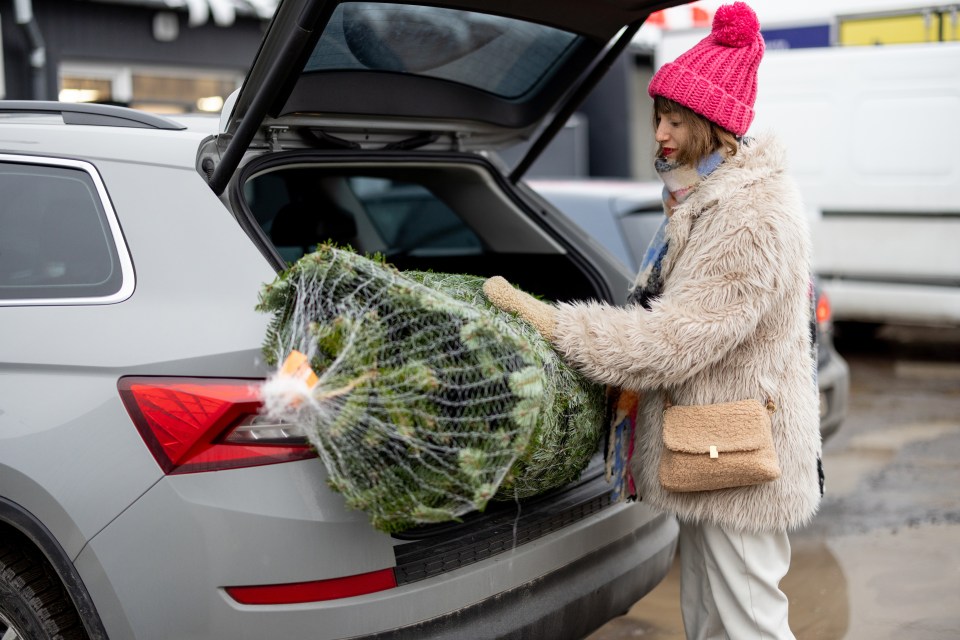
[0,161,124,301]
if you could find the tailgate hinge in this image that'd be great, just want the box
[266,125,288,152]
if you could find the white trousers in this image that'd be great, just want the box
[678,520,796,640]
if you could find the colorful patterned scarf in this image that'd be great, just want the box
[605,150,725,501]
[628,151,725,309]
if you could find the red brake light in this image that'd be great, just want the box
[225,569,397,605]
[816,292,832,325]
[118,377,316,474]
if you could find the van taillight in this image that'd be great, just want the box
[816,292,832,327]
[118,377,316,474]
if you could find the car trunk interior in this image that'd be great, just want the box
[238,154,602,303]
[237,153,617,559]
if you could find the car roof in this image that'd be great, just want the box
[0,120,208,168]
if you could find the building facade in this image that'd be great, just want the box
[1,0,268,113]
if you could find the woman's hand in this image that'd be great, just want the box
[482,276,557,341]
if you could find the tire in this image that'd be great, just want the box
[0,539,89,640]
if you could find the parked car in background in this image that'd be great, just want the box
[528,179,850,441]
[0,2,688,639]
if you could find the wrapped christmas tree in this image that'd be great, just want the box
[256,246,605,533]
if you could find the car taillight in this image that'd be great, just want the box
[816,291,832,327]
[118,377,316,474]
[225,569,398,605]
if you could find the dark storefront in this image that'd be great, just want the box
[1,0,637,177]
[1,0,268,113]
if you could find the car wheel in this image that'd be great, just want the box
[0,540,88,640]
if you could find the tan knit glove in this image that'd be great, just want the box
[482,276,557,341]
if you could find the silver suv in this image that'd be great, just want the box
[0,1,683,638]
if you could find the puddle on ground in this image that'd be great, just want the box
[586,537,849,640]
[845,421,960,452]
[823,421,960,498]
[587,523,960,640]
[821,450,895,497]
[824,524,960,640]
[893,361,960,382]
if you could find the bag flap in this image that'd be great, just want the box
[662,399,770,454]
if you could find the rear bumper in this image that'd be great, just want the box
[76,459,678,639]
[368,509,679,640]
[821,278,960,327]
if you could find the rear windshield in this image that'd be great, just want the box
[304,2,580,99]
[241,165,605,305]
[245,170,482,265]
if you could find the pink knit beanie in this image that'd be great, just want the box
[648,2,764,136]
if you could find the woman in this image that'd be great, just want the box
[484,3,822,638]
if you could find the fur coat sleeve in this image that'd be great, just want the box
[552,214,786,391]
[552,133,823,533]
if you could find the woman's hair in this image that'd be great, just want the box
[653,95,740,165]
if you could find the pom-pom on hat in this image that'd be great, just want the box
[648,2,764,136]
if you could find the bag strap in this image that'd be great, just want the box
[663,393,776,414]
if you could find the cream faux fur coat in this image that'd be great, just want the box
[553,133,822,533]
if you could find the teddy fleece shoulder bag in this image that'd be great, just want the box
[659,397,781,492]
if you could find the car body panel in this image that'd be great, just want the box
[0,373,159,561]
[78,466,672,638]
[76,460,392,638]
[0,122,210,168]
[0,143,281,565]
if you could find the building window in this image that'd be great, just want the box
[58,62,242,114]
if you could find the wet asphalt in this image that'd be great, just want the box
[587,324,960,640]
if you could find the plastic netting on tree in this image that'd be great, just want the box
[256,246,605,533]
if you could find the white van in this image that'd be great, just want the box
[753,41,960,327]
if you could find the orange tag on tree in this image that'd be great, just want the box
[280,350,319,389]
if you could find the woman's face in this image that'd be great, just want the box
[655,111,689,161]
